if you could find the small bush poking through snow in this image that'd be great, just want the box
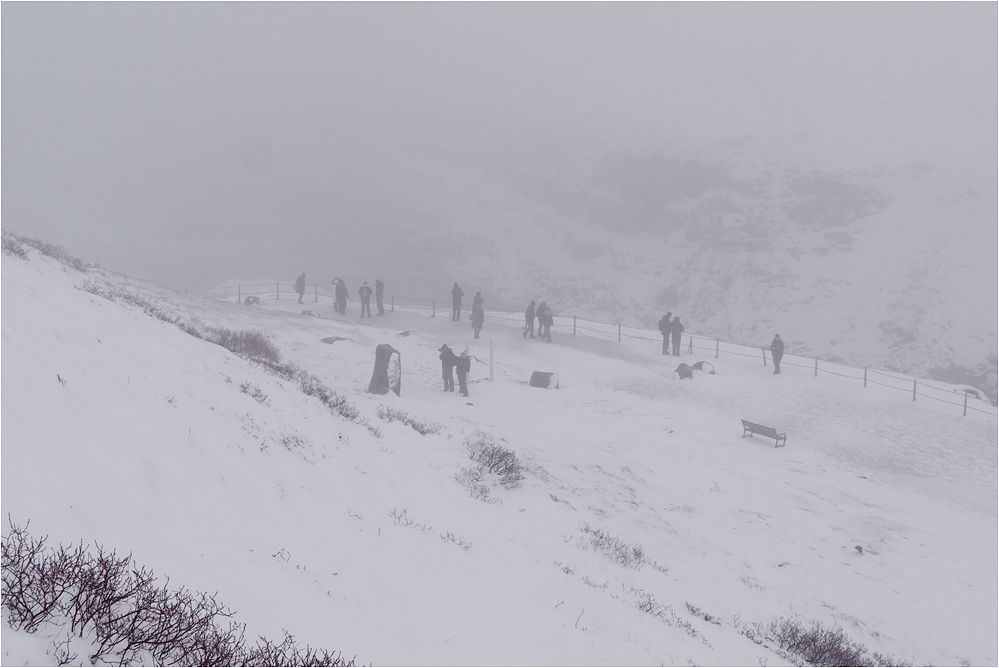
[577,524,668,573]
[1,521,356,666]
[738,615,906,667]
[376,405,443,435]
[2,230,28,259]
[6,231,88,270]
[462,430,525,488]
[240,381,269,405]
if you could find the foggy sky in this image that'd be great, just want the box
[2,2,996,289]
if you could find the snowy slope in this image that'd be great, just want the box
[2,239,997,666]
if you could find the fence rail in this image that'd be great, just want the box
[189,281,998,419]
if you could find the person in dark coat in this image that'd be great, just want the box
[359,281,373,317]
[670,316,684,356]
[657,312,672,355]
[439,344,458,392]
[456,350,471,397]
[770,334,784,375]
[294,273,307,304]
[523,301,536,338]
[375,279,385,315]
[471,293,485,339]
[451,283,464,321]
[333,278,349,315]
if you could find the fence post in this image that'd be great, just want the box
[715,339,719,358]
[238,284,241,303]
[912,379,917,401]
[432,299,435,317]
[314,284,318,302]
[276,282,279,300]
[391,295,394,312]
[963,390,969,417]
[489,339,494,382]
[573,316,577,335]
[618,323,621,343]
[864,367,868,388]
[762,347,767,367]
[687,337,693,354]
[814,357,818,377]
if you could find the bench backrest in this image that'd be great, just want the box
[742,420,781,438]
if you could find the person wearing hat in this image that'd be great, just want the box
[471,292,485,339]
[439,344,458,391]
[770,334,784,374]
[451,282,464,321]
[657,312,672,355]
[294,273,307,304]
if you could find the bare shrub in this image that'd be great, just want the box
[462,430,524,488]
[376,406,443,436]
[1,520,357,666]
[240,381,269,405]
[211,327,281,364]
[454,467,502,504]
[578,523,646,569]
[2,230,29,259]
[737,615,907,667]
[9,232,88,271]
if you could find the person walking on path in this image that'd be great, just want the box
[295,273,307,304]
[456,350,471,397]
[451,283,464,321]
[375,279,385,315]
[770,334,784,375]
[439,344,458,392]
[657,312,672,355]
[471,292,485,339]
[670,316,685,356]
[359,281,373,317]
[523,300,536,338]
[537,301,553,343]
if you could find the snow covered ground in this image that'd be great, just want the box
[2,241,996,666]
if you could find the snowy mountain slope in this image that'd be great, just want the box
[337,126,997,391]
[2,239,996,666]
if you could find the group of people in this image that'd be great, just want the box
[438,344,475,397]
[523,300,553,342]
[657,312,685,355]
[451,282,487,339]
[300,276,384,317]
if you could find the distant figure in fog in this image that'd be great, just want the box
[333,278,348,315]
[658,312,672,355]
[770,334,784,375]
[537,301,553,343]
[375,279,385,315]
[670,316,684,356]
[295,273,306,304]
[439,344,458,392]
[456,350,471,397]
[524,301,536,339]
[451,283,464,321]
[471,292,485,339]
[359,281,373,317]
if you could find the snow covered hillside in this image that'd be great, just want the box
[2,236,997,666]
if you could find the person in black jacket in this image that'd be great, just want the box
[670,316,684,356]
[375,279,385,315]
[770,334,784,375]
[439,344,457,392]
[294,273,306,304]
[359,281,373,317]
[471,293,485,339]
[333,278,349,315]
[657,312,672,355]
[523,301,536,339]
[451,283,464,321]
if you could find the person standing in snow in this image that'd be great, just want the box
[658,312,672,355]
[524,300,536,339]
[451,282,464,321]
[359,281,373,318]
[670,316,684,356]
[333,278,349,315]
[770,333,784,375]
[456,350,471,397]
[471,292,485,339]
[439,344,458,392]
[294,273,307,304]
[375,279,385,315]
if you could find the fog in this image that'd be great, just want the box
[2,2,995,292]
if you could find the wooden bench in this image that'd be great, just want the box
[741,419,786,448]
